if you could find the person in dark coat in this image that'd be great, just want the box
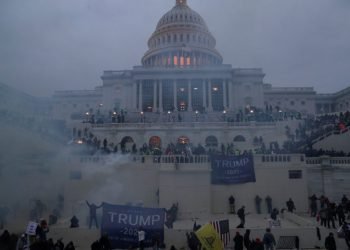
[237,206,247,228]
[64,241,75,250]
[255,195,262,214]
[309,194,318,217]
[251,238,264,250]
[55,239,64,250]
[270,208,279,220]
[324,232,336,250]
[265,196,272,214]
[99,233,112,250]
[327,206,336,229]
[35,219,49,241]
[286,198,296,213]
[263,228,276,250]
[91,240,101,250]
[70,215,79,228]
[243,229,252,250]
[233,231,244,250]
[229,195,236,214]
[336,204,345,226]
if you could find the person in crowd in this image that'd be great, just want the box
[336,204,346,226]
[319,207,328,227]
[233,231,244,250]
[324,232,336,250]
[243,229,252,250]
[251,238,264,250]
[138,227,145,250]
[86,200,103,229]
[55,238,64,250]
[64,241,75,250]
[341,194,348,207]
[286,198,296,213]
[265,196,273,214]
[99,233,112,250]
[237,206,247,228]
[309,194,318,217]
[36,219,49,241]
[255,195,262,214]
[320,195,327,209]
[70,215,79,228]
[229,195,236,214]
[327,205,336,229]
[91,240,101,250]
[165,203,179,229]
[270,208,279,221]
[263,228,276,250]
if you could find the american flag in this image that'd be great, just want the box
[210,219,230,247]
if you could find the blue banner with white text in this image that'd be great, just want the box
[211,155,256,184]
[101,203,165,249]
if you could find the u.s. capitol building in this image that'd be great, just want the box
[52,0,350,123]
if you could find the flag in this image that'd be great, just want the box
[210,219,231,247]
[195,223,224,250]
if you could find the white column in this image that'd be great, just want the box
[188,79,192,111]
[139,80,143,111]
[132,81,137,111]
[228,79,232,110]
[159,80,163,112]
[173,79,177,111]
[202,79,207,111]
[223,79,227,110]
[208,79,213,111]
[153,80,157,113]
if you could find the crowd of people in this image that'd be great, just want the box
[309,194,350,229]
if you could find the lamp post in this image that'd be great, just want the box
[140,111,144,123]
[222,110,227,122]
[195,110,199,122]
[112,111,117,123]
[85,112,90,123]
[167,111,171,122]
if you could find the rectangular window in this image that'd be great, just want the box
[289,170,302,179]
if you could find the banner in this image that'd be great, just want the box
[211,155,256,184]
[25,221,38,236]
[195,223,224,250]
[101,203,165,249]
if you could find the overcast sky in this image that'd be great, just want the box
[0,0,349,97]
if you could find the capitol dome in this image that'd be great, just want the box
[142,0,223,67]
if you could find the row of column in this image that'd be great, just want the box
[144,51,220,67]
[135,79,231,112]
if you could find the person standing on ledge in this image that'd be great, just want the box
[265,196,272,214]
[229,195,236,214]
[286,198,296,213]
[255,195,262,214]
[86,201,102,229]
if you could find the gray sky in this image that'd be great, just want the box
[0,0,349,97]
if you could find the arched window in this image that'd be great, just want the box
[120,136,134,152]
[177,136,190,145]
[233,135,246,142]
[205,136,218,147]
[121,136,134,145]
[149,136,161,149]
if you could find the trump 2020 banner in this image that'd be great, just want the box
[211,155,256,184]
[101,203,165,249]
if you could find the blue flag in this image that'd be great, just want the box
[101,203,165,249]
[211,155,256,184]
